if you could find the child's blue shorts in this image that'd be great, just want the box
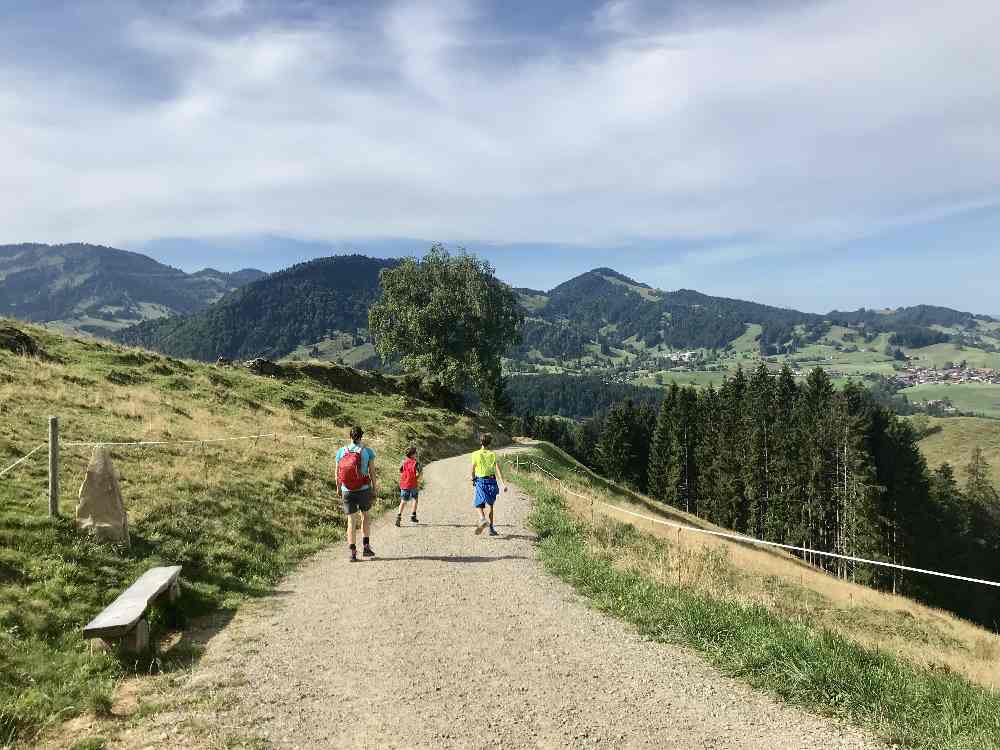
[473,476,499,508]
[400,488,419,501]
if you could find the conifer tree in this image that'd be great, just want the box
[648,385,679,501]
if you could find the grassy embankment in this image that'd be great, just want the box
[0,320,497,746]
[508,442,1000,750]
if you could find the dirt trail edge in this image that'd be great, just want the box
[115,449,885,750]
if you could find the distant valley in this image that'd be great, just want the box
[4,243,1000,420]
[0,243,264,335]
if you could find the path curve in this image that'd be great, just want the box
[120,450,884,749]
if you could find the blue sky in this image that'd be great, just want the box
[2,0,998,313]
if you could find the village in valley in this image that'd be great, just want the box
[890,363,1000,388]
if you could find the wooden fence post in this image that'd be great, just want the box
[48,416,59,517]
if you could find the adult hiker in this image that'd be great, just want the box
[471,432,508,536]
[336,426,377,562]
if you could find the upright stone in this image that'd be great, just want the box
[77,446,130,547]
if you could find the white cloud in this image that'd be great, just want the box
[0,0,998,255]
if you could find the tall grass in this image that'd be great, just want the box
[523,476,1000,750]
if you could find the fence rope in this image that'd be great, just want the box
[0,444,46,478]
[63,433,277,448]
[510,458,1000,590]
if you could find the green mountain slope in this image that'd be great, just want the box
[115,255,398,361]
[0,243,264,334]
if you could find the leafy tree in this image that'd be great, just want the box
[369,245,524,415]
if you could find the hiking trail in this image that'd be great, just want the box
[112,449,885,749]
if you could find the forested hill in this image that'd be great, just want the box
[513,268,825,360]
[0,243,264,334]
[512,268,997,366]
[115,255,398,361]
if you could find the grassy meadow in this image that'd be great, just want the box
[0,320,497,746]
[901,383,1000,418]
[509,443,1000,749]
[916,416,1000,486]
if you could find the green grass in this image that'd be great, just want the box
[916,416,1000,486]
[0,320,498,746]
[904,344,1000,370]
[521,477,1000,750]
[901,383,1000,418]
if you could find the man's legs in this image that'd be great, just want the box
[346,510,358,560]
[361,506,375,556]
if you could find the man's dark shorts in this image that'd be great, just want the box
[342,487,374,515]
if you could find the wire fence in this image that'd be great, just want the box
[507,455,1000,590]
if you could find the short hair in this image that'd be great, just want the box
[350,426,364,442]
[406,445,417,457]
[480,432,493,447]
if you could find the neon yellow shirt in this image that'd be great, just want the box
[472,448,497,478]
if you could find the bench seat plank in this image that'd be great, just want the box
[83,565,182,639]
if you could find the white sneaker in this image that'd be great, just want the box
[475,518,489,535]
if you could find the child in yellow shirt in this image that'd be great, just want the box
[471,433,507,536]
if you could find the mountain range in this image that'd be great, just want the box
[0,243,264,335]
[2,243,996,370]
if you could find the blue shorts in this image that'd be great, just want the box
[473,476,499,508]
[400,488,419,501]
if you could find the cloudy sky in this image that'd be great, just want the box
[2,0,998,313]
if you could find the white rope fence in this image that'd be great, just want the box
[0,429,340,483]
[509,456,1000,590]
[0,444,46,478]
[62,433,277,448]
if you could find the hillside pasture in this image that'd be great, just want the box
[916,416,1000,487]
[903,343,1000,369]
[0,320,495,745]
[901,382,1000,418]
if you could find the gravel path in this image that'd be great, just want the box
[124,449,885,749]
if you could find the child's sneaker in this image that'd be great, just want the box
[475,518,489,535]
[395,515,401,527]
[488,526,499,536]
[349,548,358,562]
[410,513,419,523]
[362,545,376,558]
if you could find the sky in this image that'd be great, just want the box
[2,0,998,314]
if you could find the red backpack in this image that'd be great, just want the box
[400,457,418,490]
[338,448,367,491]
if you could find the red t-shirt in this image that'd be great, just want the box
[399,457,421,490]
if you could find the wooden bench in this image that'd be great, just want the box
[83,565,182,653]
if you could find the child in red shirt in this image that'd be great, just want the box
[396,446,422,526]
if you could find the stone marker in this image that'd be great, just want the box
[77,446,130,547]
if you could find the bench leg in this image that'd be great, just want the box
[167,579,181,603]
[122,618,150,654]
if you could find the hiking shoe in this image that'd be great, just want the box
[395,515,401,527]
[475,519,489,535]
[362,545,376,558]
[488,526,499,536]
[349,548,358,562]
[410,514,419,523]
